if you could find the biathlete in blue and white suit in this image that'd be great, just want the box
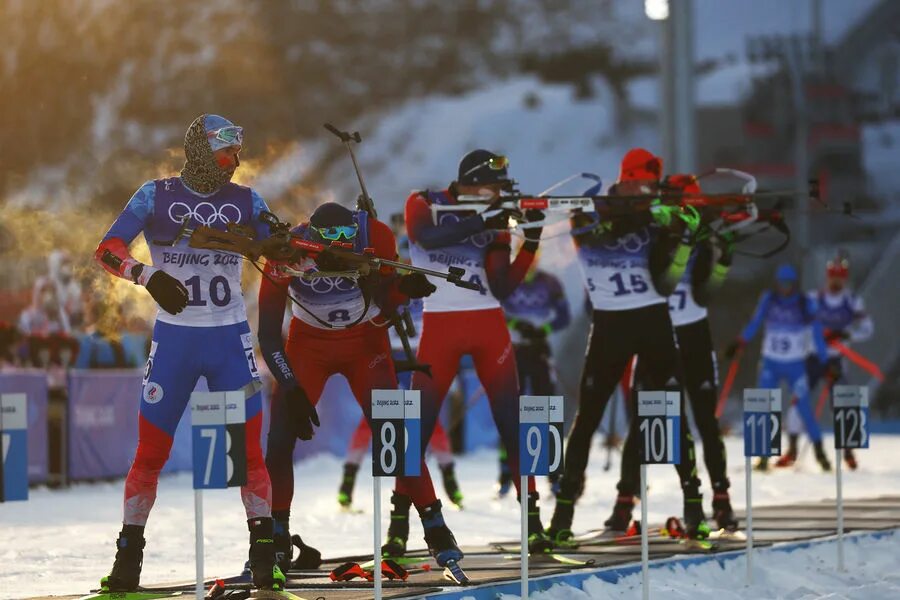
[94,115,285,592]
[728,264,833,471]
[781,255,873,469]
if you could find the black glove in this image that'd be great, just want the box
[314,248,351,272]
[514,320,543,340]
[145,269,189,315]
[398,273,437,299]
[825,329,849,343]
[283,384,320,441]
[523,209,544,243]
[724,339,744,360]
[482,198,513,230]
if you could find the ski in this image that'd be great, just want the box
[708,528,747,541]
[442,560,470,585]
[79,593,187,600]
[500,553,595,567]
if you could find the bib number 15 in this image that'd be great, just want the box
[587,273,648,297]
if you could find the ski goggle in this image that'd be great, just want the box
[312,224,358,241]
[461,155,509,179]
[207,125,243,150]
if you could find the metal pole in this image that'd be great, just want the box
[521,475,528,600]
[661,0,696,173]
[836,448,844,572]
[374,476,382,599]
[194,489,203,600]
[641,464,649,600]
[745,456,753,585]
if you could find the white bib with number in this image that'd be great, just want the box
[409,209,500,313]
[575,228,666,311]
[668,281,708,327]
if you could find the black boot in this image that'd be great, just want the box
[420,500,463,566]
[337,463,358,508]
[603,495,635,532]
[814,442,832,472]
[272,517,292,574]
[711,480,738,532]
[248,518,285,590]
[381,492,412,558]
[101,525,145,592]
[683,494,710,540]
[440,463,464,509]
[526,491,552,553]
[546,478,578,545]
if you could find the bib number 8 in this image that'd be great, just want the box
[380,421,397,474]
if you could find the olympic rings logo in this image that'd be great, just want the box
[508,288,549,308]
[603,229,650,253]
[169,201,242,226]
[297,273,358,294]
[438,212,492,248]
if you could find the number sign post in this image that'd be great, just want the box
[372,390,421,599]
[518,396,564,599]
[833,385,869,572]
[190,391,247,600]
[0,394,28,502]
[742,388,781,584]
[637,391,680,600]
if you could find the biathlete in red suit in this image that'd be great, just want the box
[398,149,554,554]
[258,202,465,570]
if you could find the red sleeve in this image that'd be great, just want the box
[94,237,143,283]
[485,240,536,301]
[369,219,407,313]
[404,192,431,246]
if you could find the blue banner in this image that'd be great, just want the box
[0,371,48,484]
[68,370,191,480]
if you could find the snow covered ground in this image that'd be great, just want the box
[3,432,900,598]
[496,531,900,600]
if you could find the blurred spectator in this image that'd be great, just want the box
[75,298,147,369]
[47,250,84,331]
[18,277,66,336]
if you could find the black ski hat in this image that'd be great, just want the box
[457,149,510,186]
[310,202,354,228]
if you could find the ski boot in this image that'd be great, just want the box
[776,435,799,468]
[420,500,464,566]
[603,494,635,532]
[100,525,145,592]
[545,479,578,547]
[526,491,553,554]
[683,495,711,540]
[754,457,770,472]
[814,442,832,472]
[711,482,739,532]
[337,462,358,508]
[248,517,286,590]
[844,449,858,471]
[381,491,412,558]
[440,463,464,509]
[272,518,293,574]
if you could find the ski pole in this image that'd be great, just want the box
[716,348,743,419]
[830,340,884,381]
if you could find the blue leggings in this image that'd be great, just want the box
[759,358,821,443]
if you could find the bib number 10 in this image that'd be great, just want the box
[185,275,232,307]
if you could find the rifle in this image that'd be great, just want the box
[441,168,809,257]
